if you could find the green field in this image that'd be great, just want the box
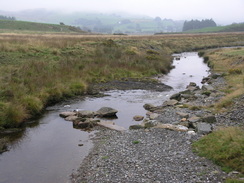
[187,23,244,33]
[0,19,86,33]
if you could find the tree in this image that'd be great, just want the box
[182,19,217,31]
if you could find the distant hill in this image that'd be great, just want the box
[0,19,86,33]
[186,23,244,33]
[0,9,184,34]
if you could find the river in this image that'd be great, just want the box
[0,52,210,183]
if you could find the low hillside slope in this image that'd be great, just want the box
[0,19,86,33]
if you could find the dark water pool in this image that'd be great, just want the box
[0,52,210,183]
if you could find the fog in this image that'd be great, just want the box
[1,0,243,24]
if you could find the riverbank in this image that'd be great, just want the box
[71,71,243,182]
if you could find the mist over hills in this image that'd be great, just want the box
[0,9,184,34]
[0,9,243,34]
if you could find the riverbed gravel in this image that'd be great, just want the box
[71,128,227,183]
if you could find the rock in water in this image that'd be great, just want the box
[143,103,156,111]
[133,115,144,121]
[77,110,95,118]
[96,107,118,117]
[59,111,76,118]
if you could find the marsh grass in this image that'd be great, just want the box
[0,33,244,128]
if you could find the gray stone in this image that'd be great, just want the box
[143,103,156,111]
[77,110,95,118]
[96,107,118,117]
[188,116,201,123]
[179,121,190,128]
[144,120,158,128]
[186,86,198,91]
[155,115,172,123]
[59,111,76,118]
[129,125,144,130]
[163,99,178,106]
[196,122,212,134]
[187,130,196,135]
[74,121,96,129]
[202,115,216,123]
[65,115,78,121]
[188,82,197,87]
[202,85,215,91]
[176,112,189,118]
[181,94,197,100]
[201,77,211,84]
[210,73,222,79]
[133,115,144,121]
[170,93,181,101]
[149,113,159,120]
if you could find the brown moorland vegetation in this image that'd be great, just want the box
[0,32,244,128]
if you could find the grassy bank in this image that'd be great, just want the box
[0,33,244,129]
[202,47,244,111]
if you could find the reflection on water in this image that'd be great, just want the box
[161,52,210,91]
[0,52,209,183]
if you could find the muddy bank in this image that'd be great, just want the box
[88,78,173,94]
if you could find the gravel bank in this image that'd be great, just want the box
[71,128,227,183]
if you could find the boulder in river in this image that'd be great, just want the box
[133,115,144,121]
[59,111,76,118]
[65,115,78,121]
[143,103,156,111]
[77,110,95,118]
[96,107,118,117]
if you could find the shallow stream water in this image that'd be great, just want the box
[0,52,210,183]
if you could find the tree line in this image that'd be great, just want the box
[183,19,216,31]
[0,15,16,21]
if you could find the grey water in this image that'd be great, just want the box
[0,52,210,183]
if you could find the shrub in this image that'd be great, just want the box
[21,95,43,115]
[0,102,28,128]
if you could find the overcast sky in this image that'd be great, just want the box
[1,0,243,24]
